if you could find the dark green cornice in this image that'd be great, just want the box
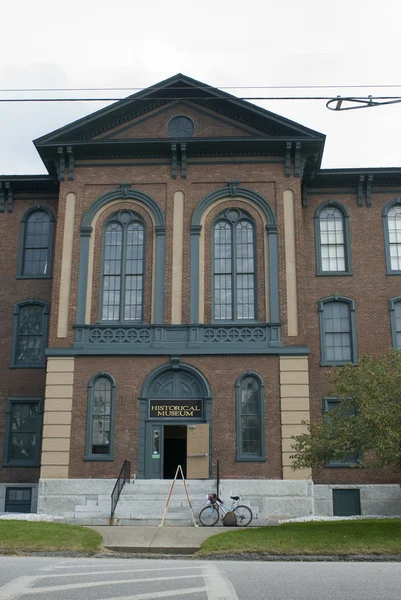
[0,176,59,212]
[33,74,325,145]
[310,168,401,188]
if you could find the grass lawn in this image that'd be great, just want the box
[198,519,401,556]
[0,521,103,553]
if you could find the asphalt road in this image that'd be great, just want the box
[0,556,400,600]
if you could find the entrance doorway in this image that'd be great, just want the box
[163,425,187,479]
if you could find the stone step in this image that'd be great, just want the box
[114,518,197,526]
[118,495,208,503]
[122,483,214,493]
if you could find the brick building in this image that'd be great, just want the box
[1,74,400,520]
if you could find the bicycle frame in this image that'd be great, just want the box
[214,499,239,517]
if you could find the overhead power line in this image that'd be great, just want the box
[1,84,401,93]
[1,95,401,104]
[0,96,340,102]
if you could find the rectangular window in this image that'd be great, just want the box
[324,398,359,467]
[12,302,49,368]
[5,488,32,513]
[3,399,43,466]
[319,299,357,365]
[15,306,44,365]
[238,376,263,459]
[333,489,361,516]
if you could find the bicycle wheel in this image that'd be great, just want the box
[234,505,253,526]
[199,505,219,526]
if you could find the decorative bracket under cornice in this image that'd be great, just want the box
[67,147,74,181]
[357,175,373,207]
[294,142,301,177]
[181,143,187,179]
[285,142,292,176]
[4,183,13,213]
[0,183,4,213]
[366,174,373,207]
[171,143,177,179]
[357,175,364,207]
[56,146,75,182]
[57,147,65,182]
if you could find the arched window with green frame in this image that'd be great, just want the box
[213,209,256,321]
[236,372,265,461]
[101,209,145,322]
[85,373,116,460]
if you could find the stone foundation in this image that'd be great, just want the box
[314,484,401,516]
[35,479,401,522]
[0,484,38,513]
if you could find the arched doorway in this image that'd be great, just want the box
[138,363,212,479]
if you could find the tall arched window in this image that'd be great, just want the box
[101,210,145,321]
[213,209,256,321]
[236,373,265,461]
[11,300,49,368]
[318,297,357,365]
[18,207,54,278]
[86,373,116,460]
[383,201,401,273]
[315,203,351,275]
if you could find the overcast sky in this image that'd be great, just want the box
[2,0,401,174]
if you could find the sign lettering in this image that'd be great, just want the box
[149,399,203,419]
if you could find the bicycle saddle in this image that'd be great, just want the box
[230,495,240,501]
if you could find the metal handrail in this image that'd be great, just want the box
[110,459,131,519]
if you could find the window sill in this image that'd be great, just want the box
[2,461,40,468]
[316,271,353,277]
[84,455,114,462]
[236,456,266,462]
[212,320,259,325]
[324,463,360,468]
[16,275,52,280]
[10,364,45,369]
[320,361,358,367]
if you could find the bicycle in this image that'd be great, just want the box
[198,494,253,527]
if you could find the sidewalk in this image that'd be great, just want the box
[88,525,235,554]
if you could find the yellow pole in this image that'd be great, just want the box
[179,465,198,527]
[159,466,179,527]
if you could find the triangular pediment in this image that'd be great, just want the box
[92,101,265,141]
[34,74,324,146]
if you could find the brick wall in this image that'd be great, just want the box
[0,195,57,484]
[301,191,401,484]
[69,355,282,480]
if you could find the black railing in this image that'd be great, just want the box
[110,459,131,519]
[216,459,220,498]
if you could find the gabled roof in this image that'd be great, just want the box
[34,73,325,145]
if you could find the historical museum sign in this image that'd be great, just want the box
[149,399,203,419]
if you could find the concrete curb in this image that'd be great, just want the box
[1,549,401,561]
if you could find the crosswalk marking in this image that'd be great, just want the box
[41,566,202,578]
[92,588,208,600]
[18,573,203,595]
[203,564,239,600]
[0,559,237,599]
[0,576,39,600]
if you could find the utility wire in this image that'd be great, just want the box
[1,84,401,92]
[1,95,401,103]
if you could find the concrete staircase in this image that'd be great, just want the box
[70,479,215,526]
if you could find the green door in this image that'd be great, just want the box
[332,489,361,516]
[145,423,163,478]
